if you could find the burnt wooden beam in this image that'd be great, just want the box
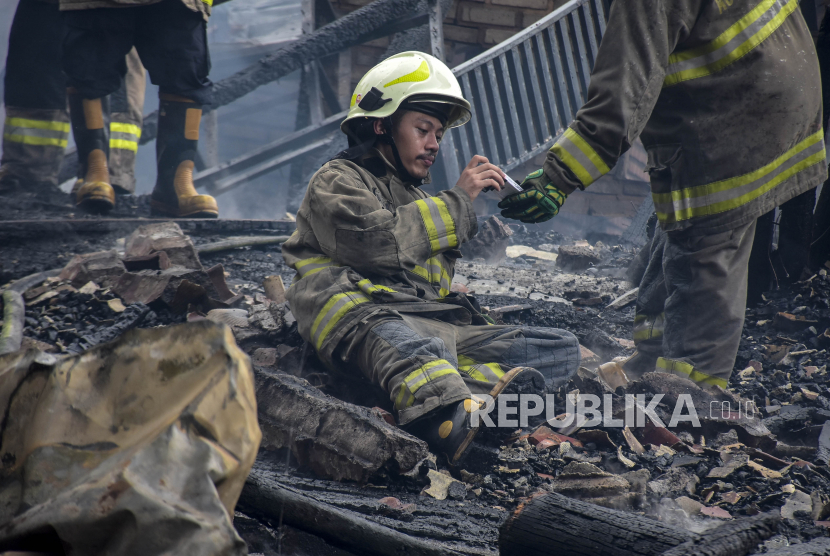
[499,492,693,556]
[240,472,464,556]
[499,492,778,556]
[238,456,502,556]
[659,512,780,556]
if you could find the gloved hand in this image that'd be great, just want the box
[498,169,567,223]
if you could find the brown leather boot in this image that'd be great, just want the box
[150,94,218,218]
[68,92,114,213]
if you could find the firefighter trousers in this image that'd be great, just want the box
[1,0,145,191]
[631,219,757,389]
[336,313,580,425]
[61,0,212,104]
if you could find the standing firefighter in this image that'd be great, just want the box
[0,0,145,199]
[59,0,218,217]
[499,0,827,389]
[282,52,580,464]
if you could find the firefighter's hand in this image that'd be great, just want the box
[455,155,504,201]
[498,169,567,223]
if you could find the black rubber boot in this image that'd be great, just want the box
[406,398,483,466]
[67,90,114,213]
[483,366,548,436]
[150,94,218,218]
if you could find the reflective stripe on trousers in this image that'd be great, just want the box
[3,116,69,148]
[549,127,610,188]
[657,357,727,389]
[110,122,141,152]
[633,312,665,343]
[457,354,505,383]
[394,359,460,410]
[310,290,370,350]
[414,197,459,254]
[653,130,826,224]
[664,0,800,86]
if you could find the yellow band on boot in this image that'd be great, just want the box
[82,98,104,130]
[656,357,728,389]
[86,149,110,185]
[185,108,201,141]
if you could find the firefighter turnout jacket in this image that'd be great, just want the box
[543,0,827,233]
[282,152,481,367]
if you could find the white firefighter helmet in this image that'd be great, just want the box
[341,51,471,138]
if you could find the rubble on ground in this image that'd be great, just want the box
[4,220,830,555]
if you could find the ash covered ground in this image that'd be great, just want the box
[5,218,830,554]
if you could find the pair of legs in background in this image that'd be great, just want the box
[0,0,143,195]
[61,0,218,217]
[627,219,757,389]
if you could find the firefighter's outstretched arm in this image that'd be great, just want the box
[500,0,700,223]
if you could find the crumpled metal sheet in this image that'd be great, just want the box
[0,321,261,556]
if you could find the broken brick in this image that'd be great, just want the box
[700,506,732,519]
[59,250,125,289]
[528,426,583,448]
[125,221,203,270]
[773,312,819,332]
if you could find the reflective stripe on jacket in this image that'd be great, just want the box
[543,0,826,233]
[282,152,479,364]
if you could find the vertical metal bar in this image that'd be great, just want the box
[203,109,219,167]
[534,33,562,137]
[592,0,607,38]
[569,11,592,93]
[460,74,485,157]
[428,0,445,62]
[337,51,353,109]
[473,66,499,164]
[486,59,512,162]
[454,111,473,164]
[521,39,551,143]
[301,0,322,124]
[497,55,524,158]
[557,19,583,113]
[432,0,454,190]
[307,64,324,124]
[509,47,536,149]
[546,26,573,124]
[437,130,461,189]
[579,3,599,69]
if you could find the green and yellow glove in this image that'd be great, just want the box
[498,169,567,223]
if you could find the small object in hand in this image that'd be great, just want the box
[485,173,524,200]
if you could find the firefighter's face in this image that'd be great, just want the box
[374,111,444,179]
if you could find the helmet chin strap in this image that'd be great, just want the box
[378,117,424,187]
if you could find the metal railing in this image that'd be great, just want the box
[193,0,610,195]
[435,0,608,188]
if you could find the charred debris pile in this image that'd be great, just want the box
[3,220,830,555]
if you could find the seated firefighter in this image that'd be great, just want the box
[282,52,581,465]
